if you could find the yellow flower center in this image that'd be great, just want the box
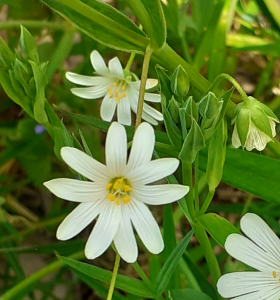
[106,177,132,206]
[107,82,127,104]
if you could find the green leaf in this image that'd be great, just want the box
[41,0,149,53]
[179,119,205,163]
[20,26,39,64]
[206,119,227,190]
[199,147,280,203]
[197,213,240,247]
[163,109,182,148]
[29,61,48,124]
[155,65,172,109]
[59,255,156,298]
[169,288,214,300]
[163,204,181,290]
[125,0,166,49]
[155,230,193,296]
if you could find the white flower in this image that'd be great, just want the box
[66,50,163,126]
[44,122,189,263]
[217,213,280,299]
[231,97,279,151]
[232,116,277,151]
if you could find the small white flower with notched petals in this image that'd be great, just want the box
[217,213,280,300]
[231,96,279,151]
[44,122,189,263]
[66,50,163,126]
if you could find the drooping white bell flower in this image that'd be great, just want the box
[66,50,163,126]
[231,96,279,151]
[217,213,280,299]
[44,122,189,263]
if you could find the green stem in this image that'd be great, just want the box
[106,253,121,300]
[125,52,136,71]
[179,36,192,63]
[135,44,153,129]
[182,161,196,221]
[199,190,215,216]
[1,251,84,300]
[195,224,221,298]
[194,153,200,214]
[241,194,253,217]
[209,73,248,103]
[0,20,69,30]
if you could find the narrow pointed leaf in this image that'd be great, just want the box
[40,0,149,53]
[155,230,193,296]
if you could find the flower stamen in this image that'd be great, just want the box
[106,177,132,205]
[273,271,277,278]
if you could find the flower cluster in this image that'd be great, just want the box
[44,122,189,262]
[66,50,163,126]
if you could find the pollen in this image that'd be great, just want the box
[273,271,277,278]
[124,185,132,192]
[107,87,112,96]
[120,93,127,98]
[106,183,112,190]
[113,82,117,87]
[106,177,132,205]
[123,196,130,204]
[113,181,119,190]
[121,85,126,91]
[107,194,115,201]
[115,96,120,103]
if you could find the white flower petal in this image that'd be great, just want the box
[128,200,163,254]
[217,271,280,300]
[100,94,117,122]
[105,122,127,177]
[144,93,161,103]
[108,57,124,79]
[132,184,189,205]
[90,50,109,76]
[128,158,180,185]
[128,90,159,125]
[240,213,280,269]
[145,79,158,89]
[117,96,131,126]
[57,201,104,240]
[143,103,163,121]
[114,204,138,263]
[126,122,155,172]
[61,147,108,183]
[71,85,109,99]
[66,72,111,86]
[245,122,271,151]
[269,118,277,137]
[141,111,158,125]
[85,202,121,259]
[232,123,241,149]
[225,234,278,272]
[44,178,106,202]
[129,79,158,90]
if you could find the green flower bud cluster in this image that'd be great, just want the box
[0,26,48,124]
[231,96,279,151]
[158,65,227,163]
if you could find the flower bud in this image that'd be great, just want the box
[198,92,222,119]
[232,96,279,151]
[184,96,198,129]
[168,96,181,123]
[171,65,190,98]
